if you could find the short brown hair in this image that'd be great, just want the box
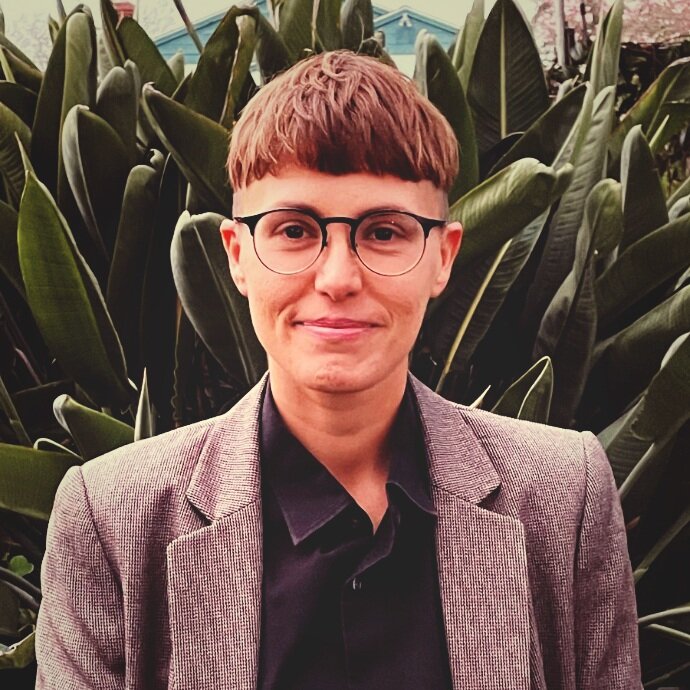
[227,50,458,194]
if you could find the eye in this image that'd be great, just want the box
[284,224,306,239]
[274,221,319,240]
[362,224,403,242]
[371,227,395,241]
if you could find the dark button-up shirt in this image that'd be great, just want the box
[257,380,453,690]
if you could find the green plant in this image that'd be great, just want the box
[0,0,688,685]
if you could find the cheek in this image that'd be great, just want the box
[243,273,300,339]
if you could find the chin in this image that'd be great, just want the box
[302,363,378,394]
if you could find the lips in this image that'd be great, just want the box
[299,318,377,328]
[295,317,379,341]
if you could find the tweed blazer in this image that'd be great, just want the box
[35,374,641,690]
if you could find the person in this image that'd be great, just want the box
[35,50,640,689]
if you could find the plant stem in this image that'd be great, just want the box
[0,375,31,446]
[172,0,203,54]
[0,566,42,601]
[0,579,39,612]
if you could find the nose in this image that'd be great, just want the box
[313,224,363,300]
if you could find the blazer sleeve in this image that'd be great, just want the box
[574,431,642,690]
[35,465,126,689]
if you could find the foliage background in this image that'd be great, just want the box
[0,0,689,686]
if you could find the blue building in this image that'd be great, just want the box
[154,1,458,77]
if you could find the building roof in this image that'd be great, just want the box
[533,0,690,63]
[154,0,458,64]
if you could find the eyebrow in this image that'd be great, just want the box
[267,201,412,216]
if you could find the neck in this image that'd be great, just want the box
[267,364,408,491]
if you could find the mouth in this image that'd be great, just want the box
[294,318,379,340]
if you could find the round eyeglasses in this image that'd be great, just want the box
[233,207,448,276]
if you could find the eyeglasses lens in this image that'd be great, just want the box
[253,210,426,275]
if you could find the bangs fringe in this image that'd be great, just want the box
[227,50,459,193]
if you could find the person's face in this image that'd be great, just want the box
[220,165,462,395]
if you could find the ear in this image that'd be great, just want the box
[219,218,248,297]
[430,221,462,298]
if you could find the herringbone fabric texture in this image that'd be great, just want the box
[35,374,641,689]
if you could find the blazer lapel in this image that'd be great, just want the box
[166,373,530,690]
[166,376,268,690]
[411,377,531,690]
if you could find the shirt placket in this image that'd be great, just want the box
[339,504,401,689]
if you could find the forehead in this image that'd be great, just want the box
[232,165,447,218]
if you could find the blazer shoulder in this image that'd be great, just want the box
[80,414,218,490]
[454,403,592,518]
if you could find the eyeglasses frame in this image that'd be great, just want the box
[233,207,448,276]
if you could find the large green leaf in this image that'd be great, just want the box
[620,125,668,252]
[601,334,690,496]
[252,10,293,84]
[0,33,38,71]
[667,173,690,209]
[3,49,42,93]
[134,369,154,441]
[414,31,478,201]
[449,158,573,268]
[139,156,182,430]
[185,5,260,123]
[633,500,690,584]
[276,0,313,59]
[453,0,484,89]
[669,193,690,222]
[632,334,690,442]
[609,57,690,164]
[596,212,690,327]
[534,179,622,426]
[586,0,623,94]
[167,52,185,84]
[490,83,587,173]
[590,286,690,416]
[0,443,79,520]
[142,84,233,214]
[31,11,68,194]
[53,394,133,460]
[223,16,258,128]
[522,86,615,336]
[106,155,164,377]
[171,211,266,387]
[491,356,553,423]
[57,11,98,213]
[61,105,130,261]
[17,171,134,408]
[316,0,342,51]
[341,0,374,51]
[535,179,622,356]
[0,101,30,207]
[466,0,548,155]
[0,200,22,295]
[95,61,140,167]
[99,0,126,67]
[0,82,37,127]
[427,208,550,374]
[116,17,177,96]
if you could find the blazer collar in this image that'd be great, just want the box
[185,374,268,521]
[408,375,501,504]
[186,372,501,521]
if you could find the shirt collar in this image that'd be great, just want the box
[259,378,436,546]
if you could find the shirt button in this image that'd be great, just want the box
[351,577,363,591]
